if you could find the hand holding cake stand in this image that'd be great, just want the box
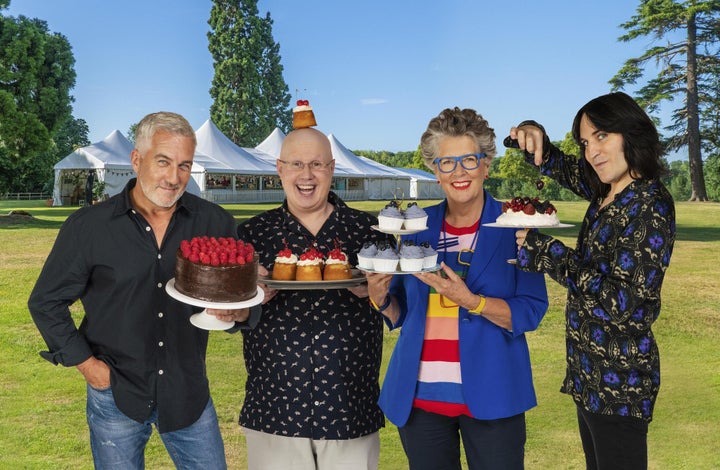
[483,222,574,264]
[166,279,264,330]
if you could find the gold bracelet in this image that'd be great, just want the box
[468,295,486,315]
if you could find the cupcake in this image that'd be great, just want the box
[419,241,438,269]
[271,245,298,280]
[403,202,428,230]
[377,202,404,231]
[324,247,352,280]
[357,241,377,270]
[399,241,425,272]
[373,243,399,272]
[296,247,324,281]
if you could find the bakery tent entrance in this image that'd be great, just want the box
[392,167,444,199]
[52,130,136,206]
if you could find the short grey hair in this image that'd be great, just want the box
[134,112,197,153]
[420,107,497,170]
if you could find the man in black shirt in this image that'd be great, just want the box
[237,127,390,470]
[28,112,249,469]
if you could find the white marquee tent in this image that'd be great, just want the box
[52,123,438,205]
[52,130,135,206]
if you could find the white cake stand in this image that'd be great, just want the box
[165,279,264,330]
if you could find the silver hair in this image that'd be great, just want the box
[420,107,497,170]
[134,112,197,153]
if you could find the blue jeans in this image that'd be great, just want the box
[398,408,525,470]
[86,385,227,469]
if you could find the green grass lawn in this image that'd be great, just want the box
[1,199,719,469]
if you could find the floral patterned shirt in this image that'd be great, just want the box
[517,146,675,422]
[236,192,390,439]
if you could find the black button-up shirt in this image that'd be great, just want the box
[237,192,390,439]
[28,179,237,432]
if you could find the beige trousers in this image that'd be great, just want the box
[242,427,380,470]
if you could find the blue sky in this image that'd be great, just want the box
[5,0,666,155]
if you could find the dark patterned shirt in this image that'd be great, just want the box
[517,146,675,422]
[236,192,390,439]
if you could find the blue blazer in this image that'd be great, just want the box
[380,193,549,426]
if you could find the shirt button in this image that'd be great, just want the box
[145,226,151,232]
[314,335,320,340]
[314,302,320,307]
[314,367,319,372]
[314,401,320,406]
[158,312,164,318]
[158,341,164,347]
[157,254,162,259]
[158,370,164,375]
[157,282,162,288]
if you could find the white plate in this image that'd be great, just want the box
[483,222,574,228]
[356,264,442,275]
[371,225,428,235]
[166,279,264,309]
[262,269,366,290]
[166,279,265,331]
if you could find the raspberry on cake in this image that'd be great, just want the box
[174,236,258,302]
[296,246,324,281]
[324,244,352,280]
[292,99,317,129]
[495,197,560,227]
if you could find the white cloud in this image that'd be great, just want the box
[360,98,388,105]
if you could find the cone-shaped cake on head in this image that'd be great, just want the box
[293,99,317,128]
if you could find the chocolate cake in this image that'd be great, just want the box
[173,237,259,302]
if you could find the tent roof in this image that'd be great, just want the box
[391,167,438,181]
[54,130,134,170]
[255,127,285,158]
[195,120,278,174]
[328,134,398,178]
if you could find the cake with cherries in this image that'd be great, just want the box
[174,236,258,302]
[296,246,324,281]
[324,246,353,280]
[495,197,559,227]
[272,241,298,281]
[292,99,317,129]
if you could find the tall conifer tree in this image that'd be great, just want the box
[611,0,720,201]
[208,0,291,147]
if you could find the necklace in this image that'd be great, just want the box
[440,201,485,280]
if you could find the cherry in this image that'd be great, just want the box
[535,179,544,190]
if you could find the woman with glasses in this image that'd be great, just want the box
[365,107,549,470]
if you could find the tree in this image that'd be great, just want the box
[207,0,291,147]
[54,117,90,157]
[0,12,76,192]
[610,0,720,201]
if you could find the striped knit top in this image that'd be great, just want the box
[412,219,479,417]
